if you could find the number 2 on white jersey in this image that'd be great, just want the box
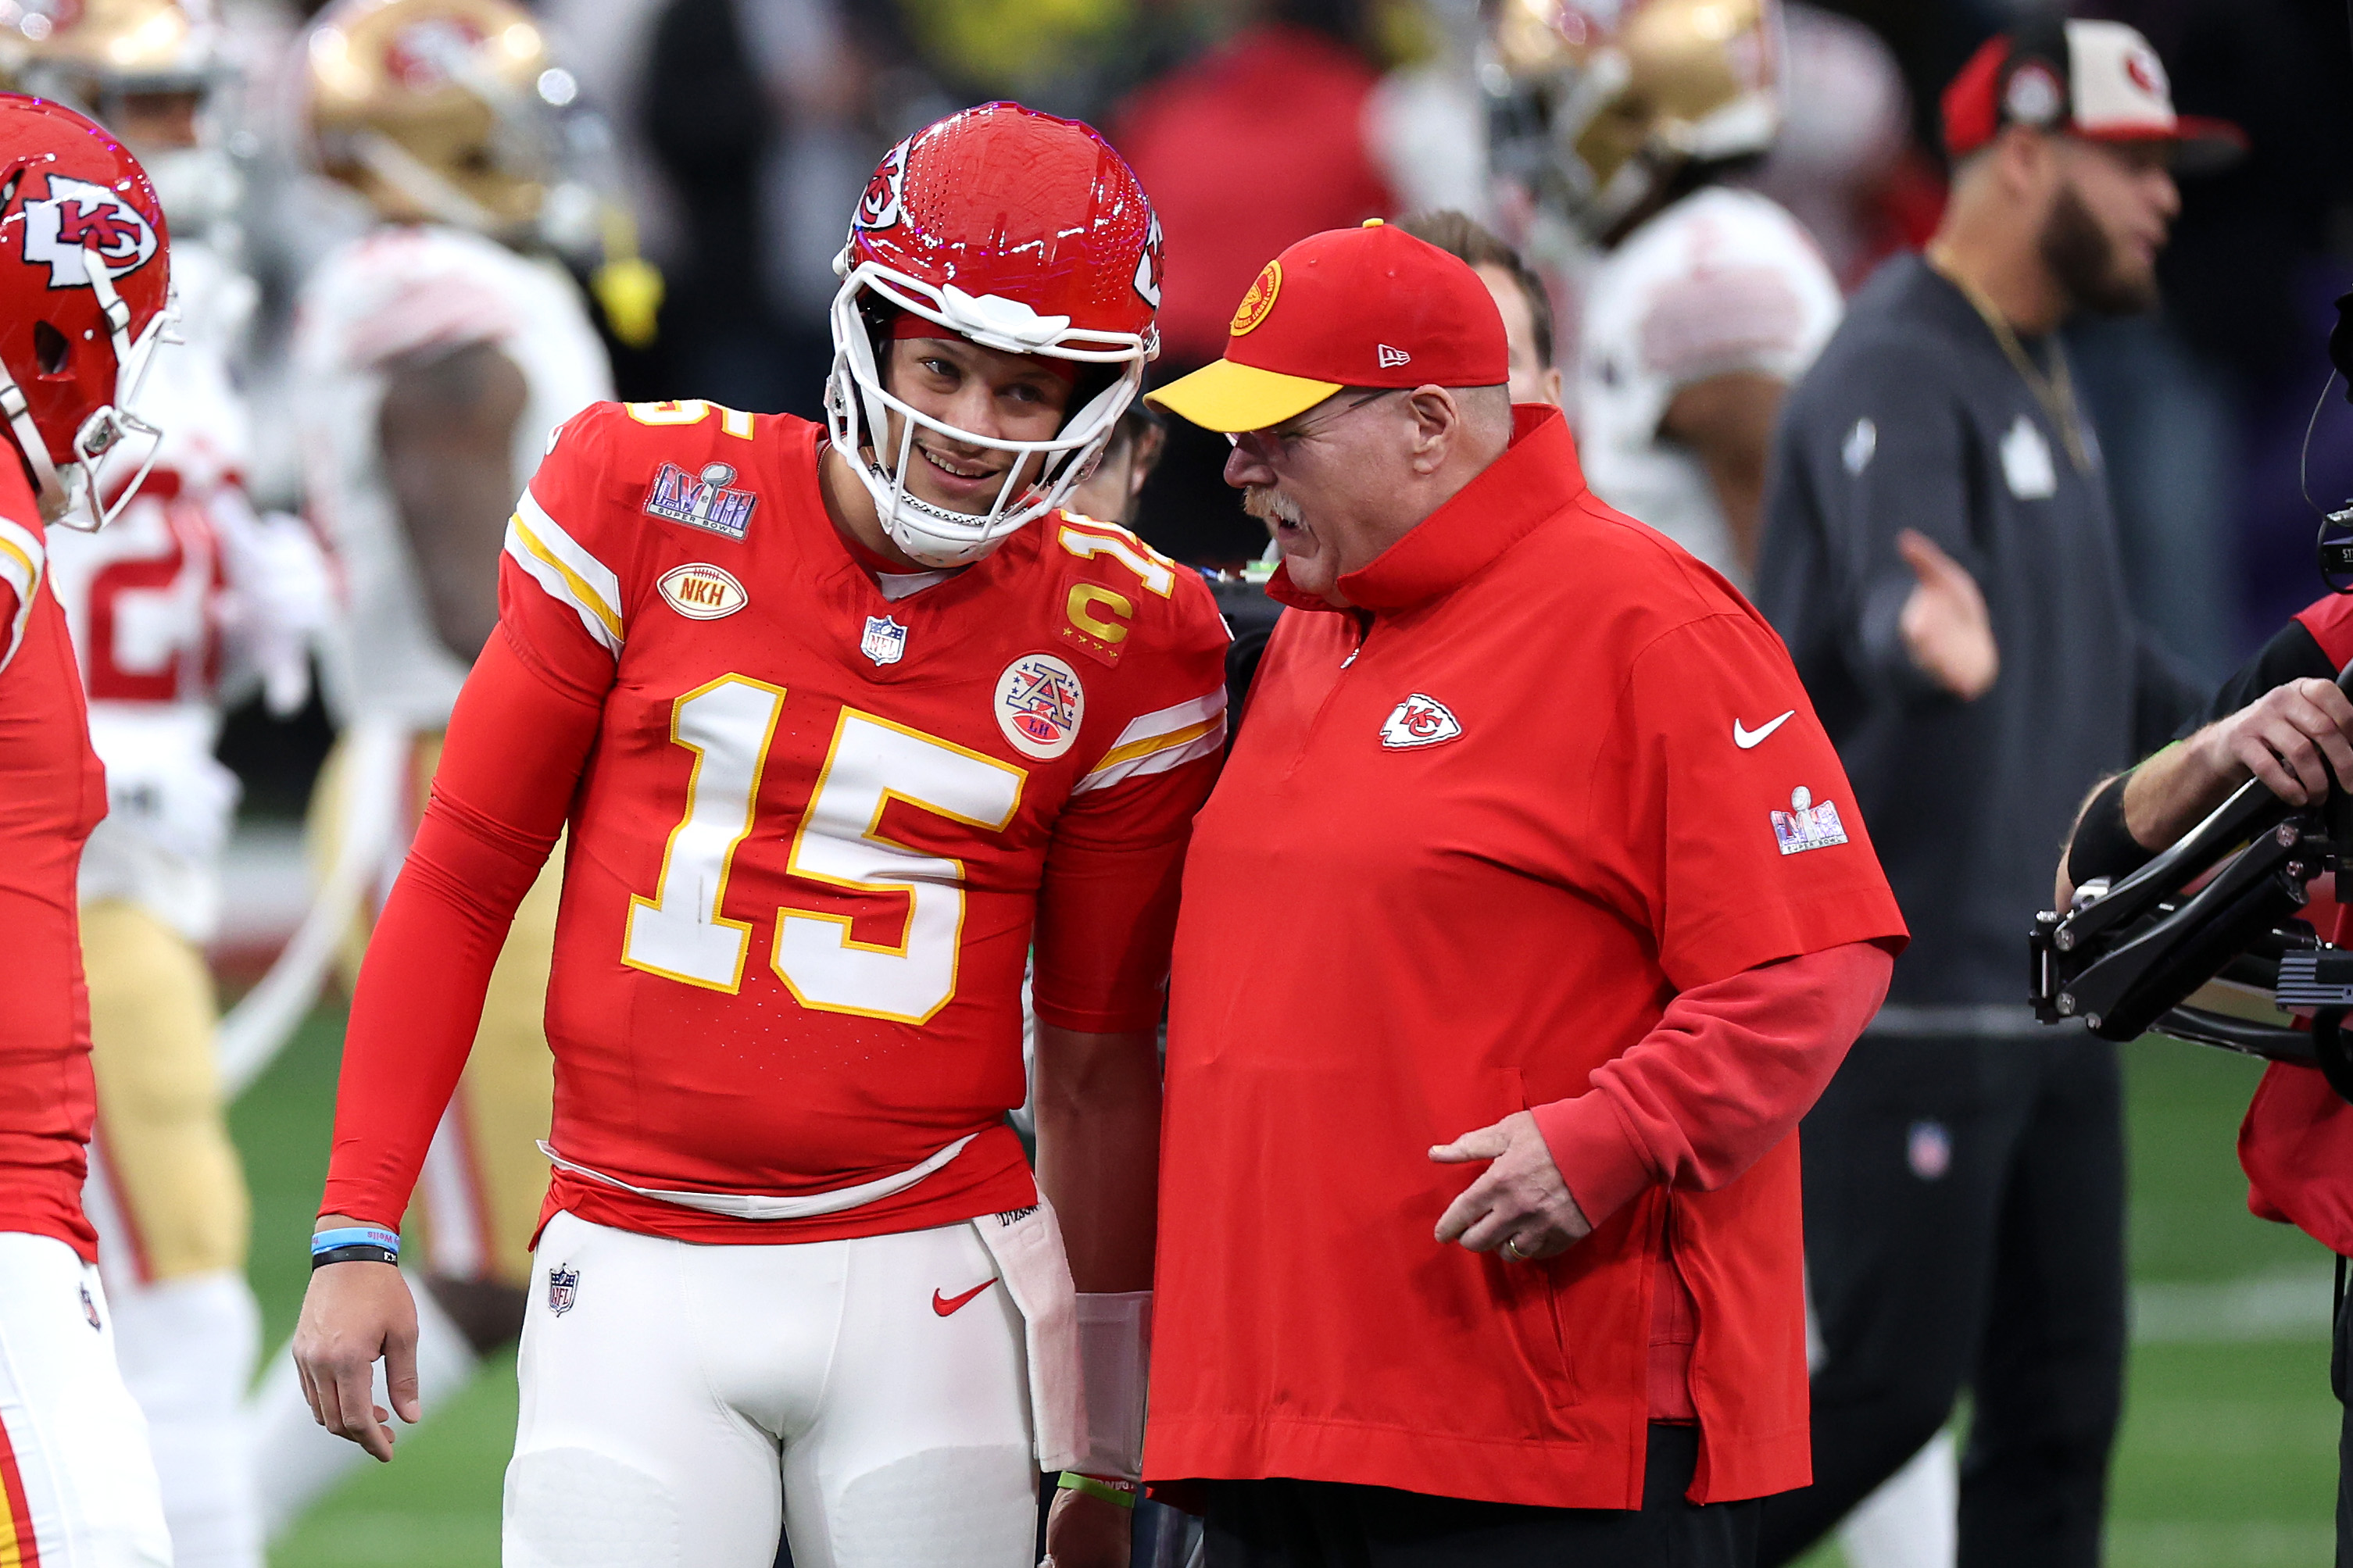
[622,680,1025,1022]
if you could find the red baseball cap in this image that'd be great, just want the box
[1146,220,1509,434]
[1943,18,2244,173]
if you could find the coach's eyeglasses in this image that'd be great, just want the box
[1226,388,1400,463]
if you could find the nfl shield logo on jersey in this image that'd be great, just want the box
[547,1266,579,1316]
[644,461,758,540]
[995,653,1085,759]
[1771,786,1850,855]
[861,615,909,666]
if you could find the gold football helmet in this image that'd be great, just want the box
[0,0,220,97]
[1486,0,1783,241]
[301,0,563,237]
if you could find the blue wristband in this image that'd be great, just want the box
[311,1226,400,1258]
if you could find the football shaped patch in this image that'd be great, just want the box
[996,652,1085,760]
[656,563,746,620]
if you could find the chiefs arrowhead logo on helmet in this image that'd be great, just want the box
[22,173,158,288]
[854,138,909,233]
[1132,210,1164,309]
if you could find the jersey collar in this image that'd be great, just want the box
[1267,403,1587,616]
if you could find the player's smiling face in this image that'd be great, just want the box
[878,337,1075,516]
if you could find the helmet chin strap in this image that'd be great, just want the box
[0,366,72,523]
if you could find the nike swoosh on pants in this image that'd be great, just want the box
[932,1279,998,1316]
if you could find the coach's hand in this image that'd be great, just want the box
[291,1234,420,1463]
[1042,1486,1130,1568]
[1896,529,1997,701]
[1430,1110,1592,1262]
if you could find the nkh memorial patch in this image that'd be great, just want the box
[1772,786,1848,855]
[645,461,757,540]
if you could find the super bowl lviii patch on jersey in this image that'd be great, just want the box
[1772,786,1849,855]
[645,461,757,541]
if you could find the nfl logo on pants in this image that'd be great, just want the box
[547,1266,578,1316]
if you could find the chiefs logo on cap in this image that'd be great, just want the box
[1229,259,1281,338]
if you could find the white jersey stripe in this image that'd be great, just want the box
[1075,688,1230,794]
[0,515,44,673]
[504,491,624,654]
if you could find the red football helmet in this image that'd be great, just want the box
[0,94,173,528]
[828,101,1163,566]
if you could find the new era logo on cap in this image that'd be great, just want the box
[1376,344,1411,369]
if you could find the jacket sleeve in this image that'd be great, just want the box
[1531,941,1893,1228]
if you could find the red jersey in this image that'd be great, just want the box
[1149,408,1906,1507]
[0,456,109,1260]
[323,402,1229,1246]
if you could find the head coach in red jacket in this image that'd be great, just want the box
[1141,221,1911,1566]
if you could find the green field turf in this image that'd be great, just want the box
[234,1011,2344,1565]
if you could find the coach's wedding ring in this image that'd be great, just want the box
[1504,1236,1531,1261]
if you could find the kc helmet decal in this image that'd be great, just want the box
[21,174,158,289]
[853,138,910,233]
[1133,210,1164,309]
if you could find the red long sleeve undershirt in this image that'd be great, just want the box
[1533,939,1895,1421]
[320,627,599,1227]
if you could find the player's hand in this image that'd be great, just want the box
[1042,1484,1130,1568]
[1430,1110,1591,1263]
[1896,529,1998,701]
[291,1252,420,1463]
[2185,677,2353,808]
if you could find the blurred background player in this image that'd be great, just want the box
[244,0,614,1537]
[9,5,331,1564]
[0,89,181,1568]
[1485,0,1840,591]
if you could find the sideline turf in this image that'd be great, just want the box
[235,1013,2338,1566]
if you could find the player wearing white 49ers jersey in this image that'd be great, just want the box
[249,0,618,1539]
[295,103,1221,1568]
[21,10,332,1561]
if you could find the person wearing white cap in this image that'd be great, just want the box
[1750,19,2238,1568]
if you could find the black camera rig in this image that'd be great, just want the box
[2029,666,2353,1104]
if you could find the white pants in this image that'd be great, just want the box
[0,1232,172,1566]
[505,1210,1036,1568]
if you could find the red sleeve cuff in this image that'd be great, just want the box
[1532,1090,1657,1231]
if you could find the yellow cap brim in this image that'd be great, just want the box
[1144,359,1342,434]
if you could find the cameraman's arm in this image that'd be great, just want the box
[2058,620,2353,905]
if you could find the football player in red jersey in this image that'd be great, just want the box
[291,102,1226,1567]
[0,92,181,1566]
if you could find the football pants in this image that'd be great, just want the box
[506,1210,1035,1568]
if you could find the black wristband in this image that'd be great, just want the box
[309,1244,399,1270]
[2068,771,2156,891]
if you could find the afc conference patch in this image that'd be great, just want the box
[547,1265,579,1317]
[995,652,1084,760]
[1771,785,1848,855]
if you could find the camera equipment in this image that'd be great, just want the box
[2029,663,2353,1104]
